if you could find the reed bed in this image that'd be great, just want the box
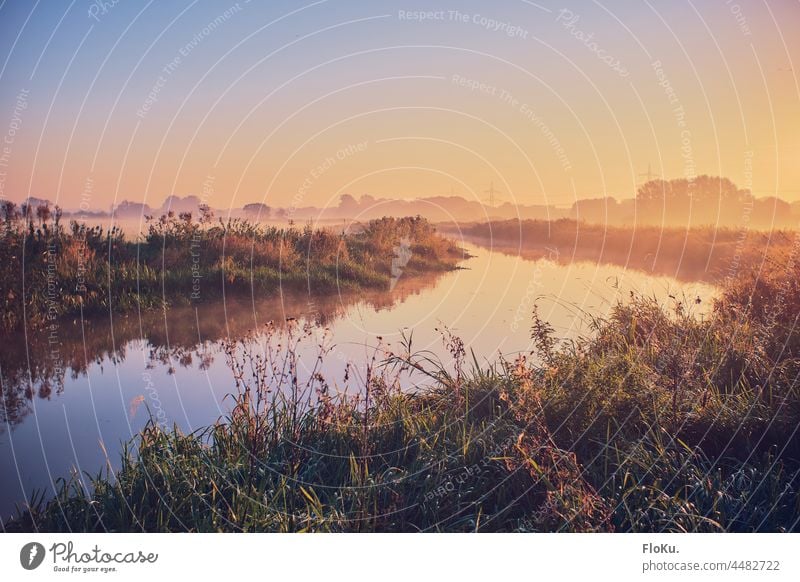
[0,207,463,331]
[459,218,796,282]
[7,248,800,532]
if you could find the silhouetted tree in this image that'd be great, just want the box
[636,175,753,226]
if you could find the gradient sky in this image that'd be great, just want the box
[0,0,798,211]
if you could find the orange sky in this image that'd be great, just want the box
[0,1,798,211]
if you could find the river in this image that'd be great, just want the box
[0,242,717,520]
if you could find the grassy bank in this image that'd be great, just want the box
[456,218,796,282]
[0,207,463,331]
[7,244,800,532]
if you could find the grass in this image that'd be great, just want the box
[457,218,797,282]
[6,241,800,532]
[0,206,464,331]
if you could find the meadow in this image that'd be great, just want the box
[7,237,800,532]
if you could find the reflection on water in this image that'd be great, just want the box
[461,235,724,283]
[0,243,716,520]
[0,272,445,430]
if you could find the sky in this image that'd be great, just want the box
[0,0,798,212]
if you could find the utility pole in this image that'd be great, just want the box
[484,181,502,207]
[638,163,659,185]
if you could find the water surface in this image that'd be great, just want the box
[0,243,716,520]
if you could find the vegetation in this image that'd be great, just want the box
[554,176,798,228]
[634,175,792,227]
[7,243,800,532]
[461,218,796,282]
[0,201,463,331]
[0,256,452,429]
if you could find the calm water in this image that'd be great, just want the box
[0,243,716,520]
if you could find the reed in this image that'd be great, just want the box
[459,218,796,282]
[7,250,800,532]
[0,208,463,331]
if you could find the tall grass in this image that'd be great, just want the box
[0,208,463,331]
[7,248,800,532]
[459,218,796,282]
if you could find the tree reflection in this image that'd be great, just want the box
[0,272,445,429]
